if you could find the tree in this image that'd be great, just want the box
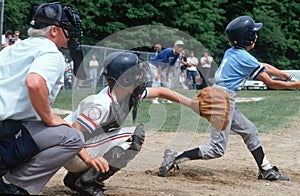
[2,0,299,69]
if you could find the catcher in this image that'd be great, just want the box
[159,15,300,181]
[62,51,225,196]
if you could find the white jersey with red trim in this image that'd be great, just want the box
[65,86,147,134]
[64,86,148,172]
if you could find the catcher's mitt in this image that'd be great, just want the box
[191,86,230,130]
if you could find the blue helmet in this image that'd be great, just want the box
[225,16,263,47]
[102,52,148,88]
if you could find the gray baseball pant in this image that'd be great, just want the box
[199,89,262,159]
[4,121,83,194]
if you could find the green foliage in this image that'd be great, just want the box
[2,0,299,69]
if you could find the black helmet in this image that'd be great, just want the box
[30,2,84,78]
[225,16,263,47]
[102,52,148,88]
[30,2,81,30]
[30,2,82,46]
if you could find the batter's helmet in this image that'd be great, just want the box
[102,52,148,88]
[225,16,263,47]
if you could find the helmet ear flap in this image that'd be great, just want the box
[244,32,257,46]
[225,16,262,47]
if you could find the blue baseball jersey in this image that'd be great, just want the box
[150,48,180,68]
[214,46,266,91]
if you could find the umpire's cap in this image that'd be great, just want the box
[225,16,263,47]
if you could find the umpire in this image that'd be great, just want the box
[0,2,84,195]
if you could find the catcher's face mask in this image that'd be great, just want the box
[116,60,149,89]
[103,52,149,89]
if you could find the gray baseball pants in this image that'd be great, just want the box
[199,88,262,159]
[4,121,83,194]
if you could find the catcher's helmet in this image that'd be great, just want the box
[102,52,148,88]
[225,16,263,47]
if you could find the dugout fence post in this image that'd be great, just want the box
[0,0,5,47]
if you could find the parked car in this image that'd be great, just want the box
[238,79,267,90]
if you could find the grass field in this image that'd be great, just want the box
[52,88,300,133]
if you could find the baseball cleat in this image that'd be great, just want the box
[77,181,106,196]
[64,172,82,192]
[76,175,106,196]
[64,171,106,196]
[258,166,290,181]
[0,177,29,195]
[158,149,179,177]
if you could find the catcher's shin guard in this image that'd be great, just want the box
[71,124,145,195]
[82,124,145,182]
[81,146,134,183]
[129,124,145,152]
[72,146,141,195]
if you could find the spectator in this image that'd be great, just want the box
[1,29,14,49]
[0,2,84,195]
[179,50,188,89]
[89,55,99,88]
[149,40,184,104]
[13,31,22,42]
[153,44,162,56]
[200,51,213,86]
[186,51,199,89]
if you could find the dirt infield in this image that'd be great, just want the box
[42,119,300,196]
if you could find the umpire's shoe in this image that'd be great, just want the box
[0,177,29,195]
[158,149,179,177]
[258,166,290,181]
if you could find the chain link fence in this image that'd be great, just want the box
[62,45,181,90]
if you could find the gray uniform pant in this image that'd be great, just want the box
[4,121,83,194]
[149,63,172,89]
[199,89,262,159]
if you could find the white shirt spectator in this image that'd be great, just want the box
[200,52,213,68]
[187,56,198,72]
